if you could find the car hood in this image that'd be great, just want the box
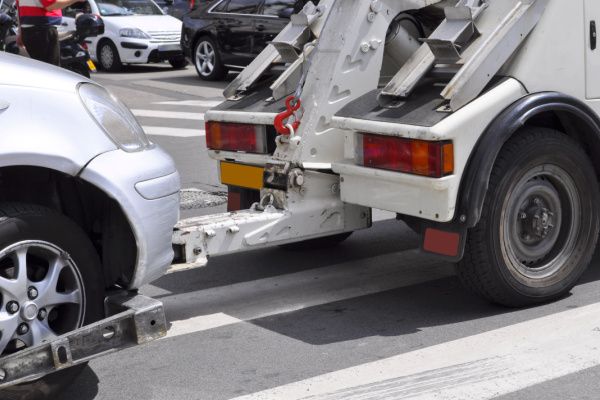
[0,52,83,92]
[104,14,182,32]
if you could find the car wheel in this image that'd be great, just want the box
[169,56,187,69]
[193,36,226,81]
[457,128,600,307]
[280,232,353,251]
[98,40,122,72]
[0,203,104,400]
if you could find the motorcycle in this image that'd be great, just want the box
[0,0,104,78]
[0,0,18,54]
[59,13,104,78]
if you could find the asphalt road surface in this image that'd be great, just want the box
[55,64,600,400]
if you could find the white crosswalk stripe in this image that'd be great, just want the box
[156,100,223,107]
[164,249,454,339]
[231,302,600,400]
[143,126,204,137]
[133,99,215,137]
[132,109,205,120]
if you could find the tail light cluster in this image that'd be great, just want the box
[357,133,454,178]
[205,121,275,154]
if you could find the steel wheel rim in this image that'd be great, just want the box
[0,241,85,356]
[500,164,580,283]
[100,44,114,69]
[195,41,215,76]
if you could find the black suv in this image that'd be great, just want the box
[181,0,308,80]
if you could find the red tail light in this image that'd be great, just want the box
[189,0,195,10]
[358,133,454,178]
[205,122,268,154]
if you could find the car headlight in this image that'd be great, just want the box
[119,28,151,39]
[78,83,152,152]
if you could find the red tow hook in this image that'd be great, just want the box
[274,96,302,135]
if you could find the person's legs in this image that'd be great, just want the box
[21,26,60,65]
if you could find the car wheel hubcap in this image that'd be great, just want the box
[101,45,114,69]
[195,41,215,76]
[501,165,580,282]
[0,241,85,356]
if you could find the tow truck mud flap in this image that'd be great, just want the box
[0,293,166,388]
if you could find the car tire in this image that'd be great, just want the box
[169,56,187,69]
[0,203,105,400]
[193,36,226,81]
[457,128,600,307]
[280,232,353,251]
[98,40,122,72]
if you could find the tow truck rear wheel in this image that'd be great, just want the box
[457,128,600,307]
[0,203,104,400]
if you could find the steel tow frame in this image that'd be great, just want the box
[0,293,166,388]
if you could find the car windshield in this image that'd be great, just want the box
[97,0,162,16]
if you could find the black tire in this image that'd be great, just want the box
[457,128,600,307]
[280,232,353,251]
[169,56,187,69]
[0,203,104,400]
[97,40,122,72]
[193,36,226,81]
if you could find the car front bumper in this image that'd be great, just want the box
[118,39,183,64]
[80,145,181,289]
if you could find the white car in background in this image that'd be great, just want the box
[62,0,186,71]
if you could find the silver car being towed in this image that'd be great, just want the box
[0,53,179,399]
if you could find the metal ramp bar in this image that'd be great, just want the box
[379,0,487,101]
[222,1,329,100]
[442,0,548,110]
[380,0,548,110]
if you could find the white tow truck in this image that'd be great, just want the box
[174,0,600,307]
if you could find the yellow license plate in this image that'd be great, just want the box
[87,59,96,72]
[220,162,263,190]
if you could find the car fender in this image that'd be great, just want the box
[0,84,117,175]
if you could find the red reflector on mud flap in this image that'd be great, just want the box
[423,228,461,258]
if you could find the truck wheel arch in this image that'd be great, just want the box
[458,92,600,228]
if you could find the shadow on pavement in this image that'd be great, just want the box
[55,365,100,400]
[248,250,600,346]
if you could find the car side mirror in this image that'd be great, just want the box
[277,7,294,19]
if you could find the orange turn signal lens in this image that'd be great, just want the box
[359,133,454,178]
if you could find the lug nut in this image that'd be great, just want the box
[27,287,38,300]
[519,212,527,220]
[17,323,29,335]
[6,301,19,314]
[37,308,47,321]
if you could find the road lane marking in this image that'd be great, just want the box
[167,313,242,337]
[231,302,600,400]
[143,126,205,137]
[155,100,223,107]
[132,109,205,120]
[164,249,453,339]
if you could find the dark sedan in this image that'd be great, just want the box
[181,0,307,80]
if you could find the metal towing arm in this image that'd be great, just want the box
[0,293,166,388]
[173,0,445,270]
[172,0,548,270]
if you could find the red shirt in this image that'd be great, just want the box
[17,0,62,27]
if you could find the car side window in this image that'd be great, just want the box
[212,0,228,12]
[225,0,259,14]
[63,1,91,17]
[261,0,295,16]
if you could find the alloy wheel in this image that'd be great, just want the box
[0,241,85,356]
[195,41,215,77]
